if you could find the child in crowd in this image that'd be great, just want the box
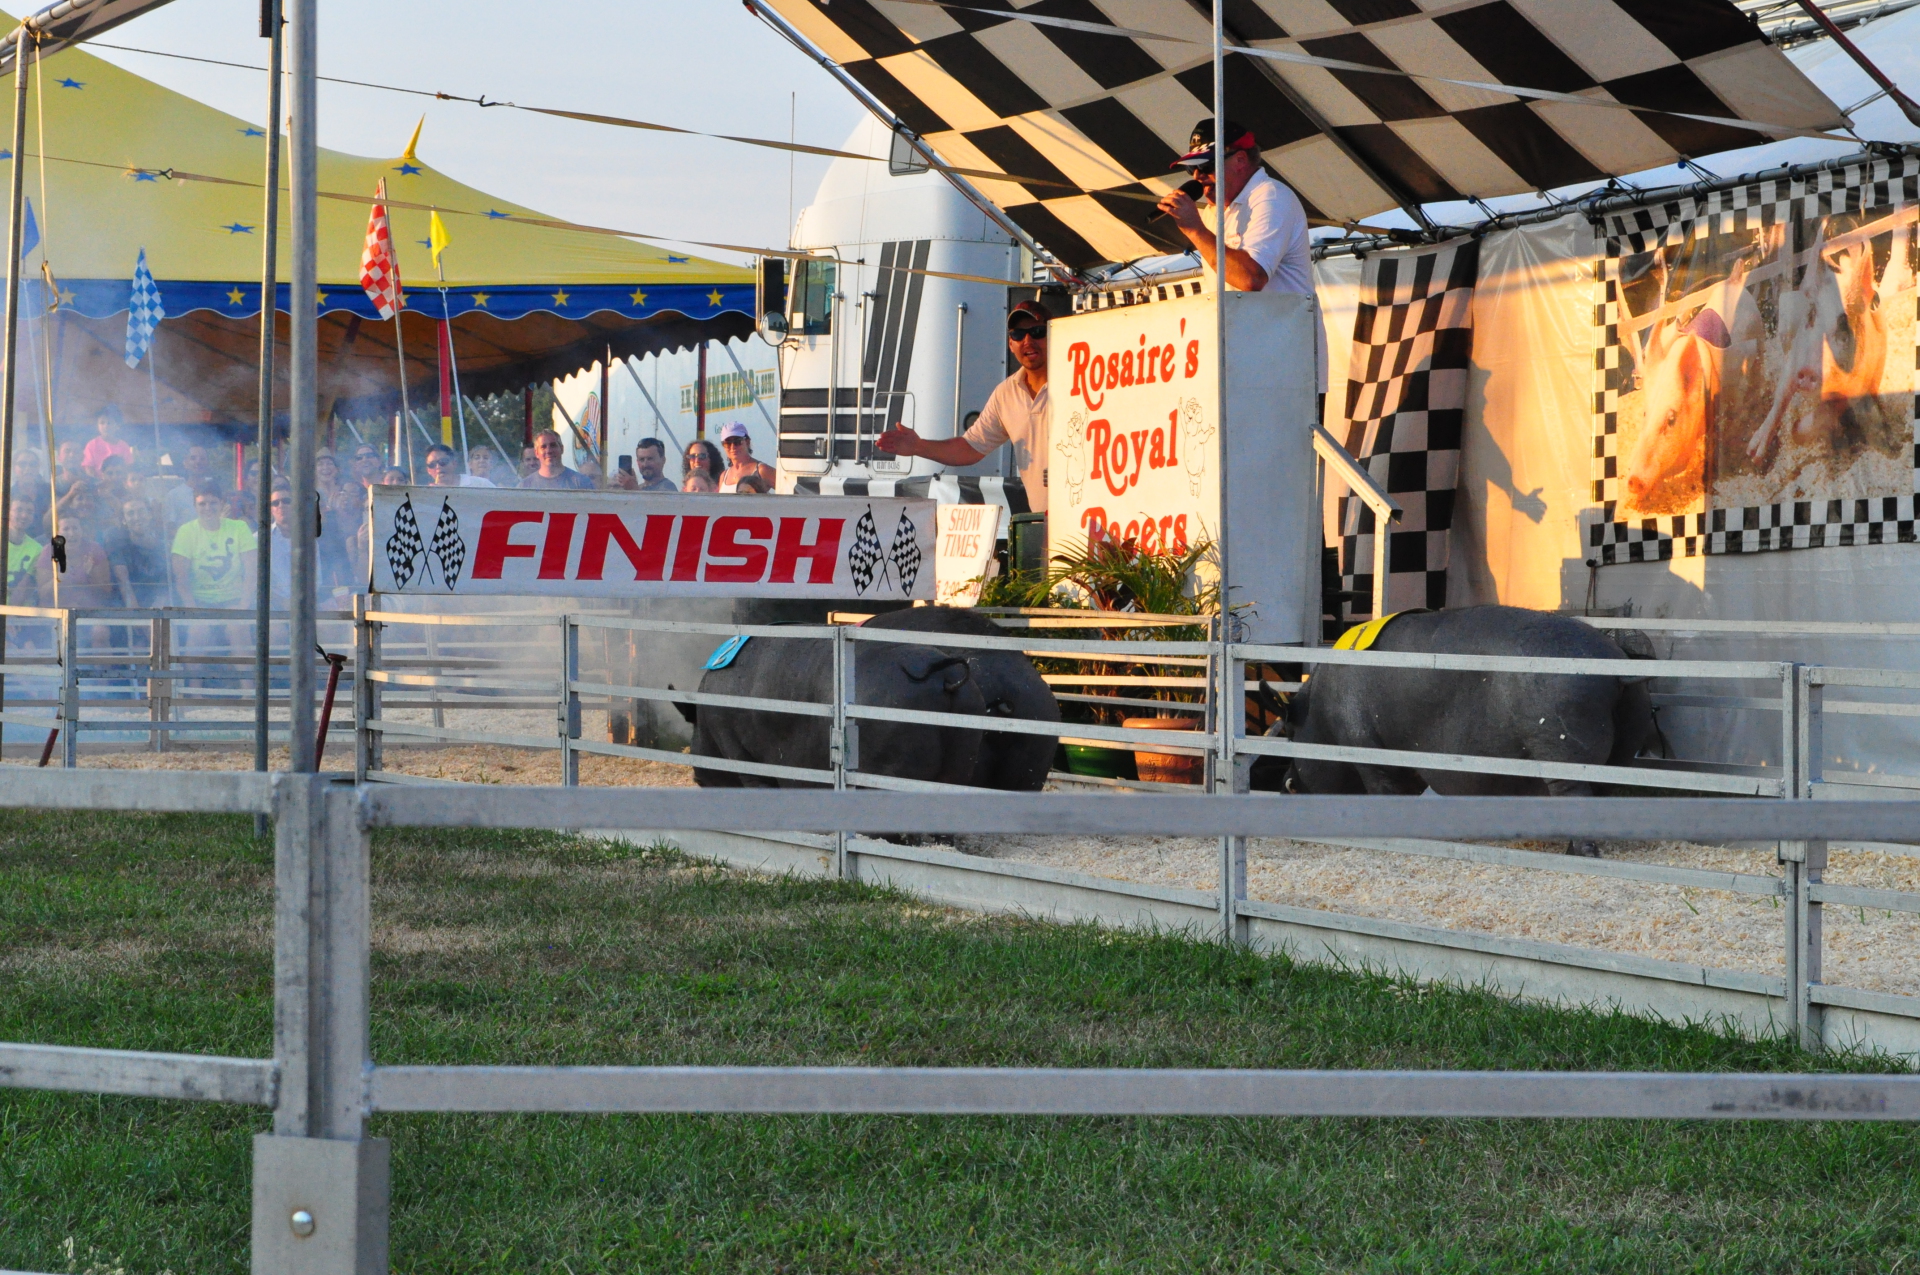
[81,407,132,475]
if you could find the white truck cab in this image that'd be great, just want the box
[762,116,1038,515]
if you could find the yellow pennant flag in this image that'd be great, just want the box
[428,209,451,274]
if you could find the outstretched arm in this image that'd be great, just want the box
[875,424,990,468]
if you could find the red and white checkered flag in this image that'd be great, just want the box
[359,178,403,319]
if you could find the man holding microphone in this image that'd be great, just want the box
[875,118,1320,520]
[1154,117,1323,392]
[874,299,1052,508]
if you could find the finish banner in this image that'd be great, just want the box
[369,487,936,599]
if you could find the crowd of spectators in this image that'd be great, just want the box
[2,413,785,615]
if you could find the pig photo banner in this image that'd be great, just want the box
[368,488,936,599]
[1590,155,1920,564]
[1333,237,1480,626]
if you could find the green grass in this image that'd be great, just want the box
[2,810,1918,1273]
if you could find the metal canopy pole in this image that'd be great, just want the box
[285,0,316,773]
[253,0,283,810]
[0,23,30,726]
[1211,0,1247,944]
[255,0,389,1265]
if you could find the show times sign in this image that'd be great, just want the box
[370,487,936,598]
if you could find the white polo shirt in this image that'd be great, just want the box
[961,369,1049,502]
[1200,167,1326,391]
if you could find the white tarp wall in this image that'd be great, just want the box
[1314,214,1920,779]
[1451,214,1596,614]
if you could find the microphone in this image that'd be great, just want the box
[1149,179,1205,223]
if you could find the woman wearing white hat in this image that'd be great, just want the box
[716,422,776,493]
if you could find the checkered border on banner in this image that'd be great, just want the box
[1335,238,1479,624]
[1589,155,1920,564]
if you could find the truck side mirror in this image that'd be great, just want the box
[756,256,789,329]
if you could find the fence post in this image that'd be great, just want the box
[1215,614,1246,944]
[149,613,169,753]
[559,616,580,787]
[352,598,373,784]
[256,774,388,1273]
[831,623,857,879]
[58,610,78,768]
[1780,662,1826,1052]
[423,621,444,730]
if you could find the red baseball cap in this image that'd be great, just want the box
[1172,117,1257,169]
[1007,299,1052,332]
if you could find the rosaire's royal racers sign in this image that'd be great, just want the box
[369,487,936,599]
[1050,293,1218,557]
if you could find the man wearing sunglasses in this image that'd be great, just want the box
[348,445,384,497]
[266,482,295,611]
[875,299,1051,505]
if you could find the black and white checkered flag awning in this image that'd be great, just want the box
[759,0,1845,270]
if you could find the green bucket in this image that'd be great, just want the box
[1062,743,1137,781]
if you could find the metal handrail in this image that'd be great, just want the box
[1313,425,1400,622]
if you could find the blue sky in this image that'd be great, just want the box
[86,0,866,267]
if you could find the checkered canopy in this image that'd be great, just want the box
[763,0,1845,270]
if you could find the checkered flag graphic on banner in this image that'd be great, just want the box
[848,505,883,595]
[384,495,423,589]
[359,179,403,320]
[430,498,464,589]
[1333,238,1480,631]
[1589,154,1920,564]
[888,510,922,595]
[124,248,164,369]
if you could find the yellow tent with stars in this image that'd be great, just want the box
[2,16,753,434]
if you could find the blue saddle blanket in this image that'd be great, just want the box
[704,634,751,670]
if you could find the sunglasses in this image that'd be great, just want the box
[425,457,453,468]
[1009,325,1048,342]
[270,496,292,506]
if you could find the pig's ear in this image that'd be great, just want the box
[1645,318,1674,366]
[1676,333,1707,387]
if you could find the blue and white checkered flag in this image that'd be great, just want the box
[124,247,165,369]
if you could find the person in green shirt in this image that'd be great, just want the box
[6,498,40,605]
[170,481,257,607]
[171,481,257,677]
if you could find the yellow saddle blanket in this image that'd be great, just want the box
[1331,611,1408,652]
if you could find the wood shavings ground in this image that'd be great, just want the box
[950,832,1920,999]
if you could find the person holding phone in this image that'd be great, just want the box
[633,438,676,492]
